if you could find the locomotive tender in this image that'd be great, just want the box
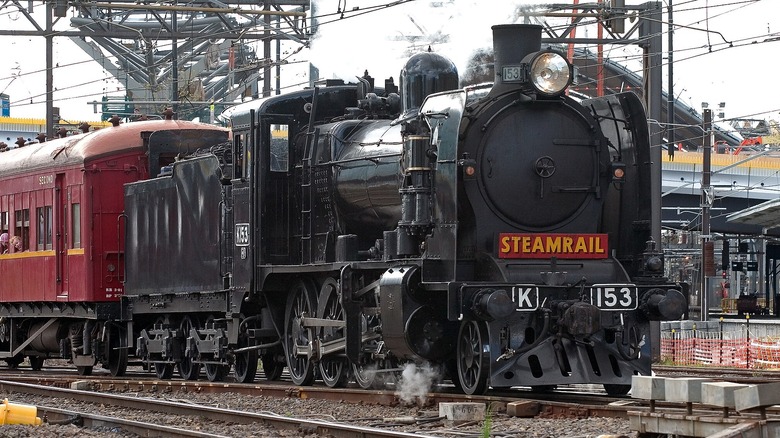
[0,24,686,395]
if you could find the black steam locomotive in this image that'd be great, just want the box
[123,24,686,394]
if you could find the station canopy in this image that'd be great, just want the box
[726,198,780,230]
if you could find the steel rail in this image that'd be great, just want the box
[37,406,230,438]
[0,380,439,438]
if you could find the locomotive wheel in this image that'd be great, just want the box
[352,362,379,389]
[456,320,490,395]
[317,278,349,388]
[261,348,284,381]
[283,279,318,386]
[177,316,201,381]
[379,359,400,388]
[234,315,259,384]
[205,363,229,382]
[5,354,23,369]
[77,365,93,376]
[354,359,398,389]
[444,359,462,391]
[603,384,631,396]
[29,356,44,371]
[154,362,174,379]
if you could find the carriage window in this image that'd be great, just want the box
[14,209,29,252]
[270,125,289,172]
[36,206,53,250]
[0,211,7,235]
[71,203,81,249]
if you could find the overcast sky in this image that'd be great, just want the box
[0,0,778,124]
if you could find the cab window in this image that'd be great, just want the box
[234,134,251,180]
[270,125,289,172]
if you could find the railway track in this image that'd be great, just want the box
[0,380,445,438]
[0,366,635,417]
[6,365,779,437]
[0,367,646,437]
[36,406,227,438]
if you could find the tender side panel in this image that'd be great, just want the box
[124,155,225,296]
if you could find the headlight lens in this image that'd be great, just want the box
[529,52,571,96]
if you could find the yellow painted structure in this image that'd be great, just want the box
[0,399,42,426]
[0,116,111,134]
[663,150,780,171]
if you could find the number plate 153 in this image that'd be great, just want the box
[590,285,638,310]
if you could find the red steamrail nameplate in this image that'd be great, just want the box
[498,233,608,259]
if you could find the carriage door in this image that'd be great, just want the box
[55,173,66,298]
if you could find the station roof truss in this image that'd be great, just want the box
[0,0,311,120]
[0,0,665,149]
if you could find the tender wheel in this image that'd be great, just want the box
[154,362,174,379]
[317,278,349,388]
[177,316,200,381]
[456,320,490,395]
[604,384,632,396]
[204,316,228,382]
[107,324,128,377]
[261,349,284,381]
[283,279,318,386]
[148,316,172,379]
[234,316,259,384]
[29,356,44,371]
[77,365,93,376]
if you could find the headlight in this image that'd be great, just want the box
[528,51,572,96]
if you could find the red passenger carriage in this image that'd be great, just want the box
[0,119,228,373]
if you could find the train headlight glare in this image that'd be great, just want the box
[530,52,571,96]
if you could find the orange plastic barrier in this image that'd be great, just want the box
[660,329,779,369]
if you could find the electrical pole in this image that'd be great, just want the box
[46,3,54,139]
[641,2,663,246]
[667,0,675,151]
[701,109,712,321]
[172,2,178,115]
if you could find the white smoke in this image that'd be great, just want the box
[395,362,441,405]
[308,0,548,86]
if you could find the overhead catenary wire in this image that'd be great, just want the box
[0,0,778,124]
